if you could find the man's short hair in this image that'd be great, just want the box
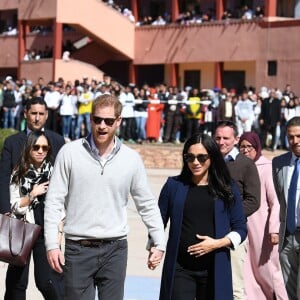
[92,94,122,117]
[25,97,48,111]
[215,120,239,137]
[287,116,300,129]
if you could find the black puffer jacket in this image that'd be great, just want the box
[3,89,16,108]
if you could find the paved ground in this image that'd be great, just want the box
[0,148,286,299]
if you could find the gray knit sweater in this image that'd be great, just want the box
[44,136,165,251]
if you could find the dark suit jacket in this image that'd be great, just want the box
[259,97,281,127]
[159,176,247,300]
[226,153,261,217]
[217,99,236,123]
[0,130,65,213]
[272,151,293,251]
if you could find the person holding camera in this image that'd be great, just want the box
[4,131,63,300]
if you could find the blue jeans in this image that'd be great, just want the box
[61,115,72,138]
[64,239,127,300]
[3,108,15,129]
[71,116,78,140]
[76,113,91,138]
[135,116,147,140]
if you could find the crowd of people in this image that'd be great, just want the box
[1,73,300,299]
[0,2,266,38]
[102,1,266,26]
[0,74,299,151]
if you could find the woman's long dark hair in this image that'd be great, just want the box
[11,131,53,184]
[179,133,234,207]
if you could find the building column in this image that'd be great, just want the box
[265,0,277,17]
[171,0,179,22]
[53,20,63,81]
[131,0,138,23]
[169,63,178,87]
[17,20,26,79]
[295,0,300,18]
[129,62,137,85]
[216,0,225,21]
[214,62,223,90]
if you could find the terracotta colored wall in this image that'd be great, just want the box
[224,61,256,88]
[0,36,18,67]
[0,0,19,10]
[20,59,104,84]
[54,59,104,83]
[134,21,300,64]
[56,0,135,59]
[179,63,215,89]
[71,42,121,67]
[0,32,84,67]
[18,0,57,20]
[20,60,53,83]
[2,0,300,95]
[26,31,83,53]
[16,0,135,67]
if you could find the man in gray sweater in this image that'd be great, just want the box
[44,94,165,300]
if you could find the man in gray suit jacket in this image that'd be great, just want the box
[272,116,300,300]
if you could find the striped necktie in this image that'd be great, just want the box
[287,158,300,234]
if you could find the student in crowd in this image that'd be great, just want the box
[146,88,164,142]
[44,82,61,132]
[185,88,202,140]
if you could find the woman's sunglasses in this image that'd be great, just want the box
[184,153,210,163]
[92,116,117,126]
[32,144,50,152]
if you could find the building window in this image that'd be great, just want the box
[184,70,201,89]
[268,61,277,76]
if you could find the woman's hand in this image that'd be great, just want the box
[147,247,164,270]
[31,181,49,197]
[187,234,231,257]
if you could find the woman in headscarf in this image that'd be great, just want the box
[239,132,288,300]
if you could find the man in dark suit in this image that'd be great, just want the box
[259,89,281,151]
[214,120,261,300]
[273,116,300,299]
[0,97,65,213]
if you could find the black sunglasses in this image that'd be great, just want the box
[92,116,117,126]
[184,153,210,163]
[32,144,50,152]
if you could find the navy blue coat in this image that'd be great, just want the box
[159,176,247,300]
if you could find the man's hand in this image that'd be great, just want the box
[147,247,164,270]
[47,249,65,273]
[270,233,279,245]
